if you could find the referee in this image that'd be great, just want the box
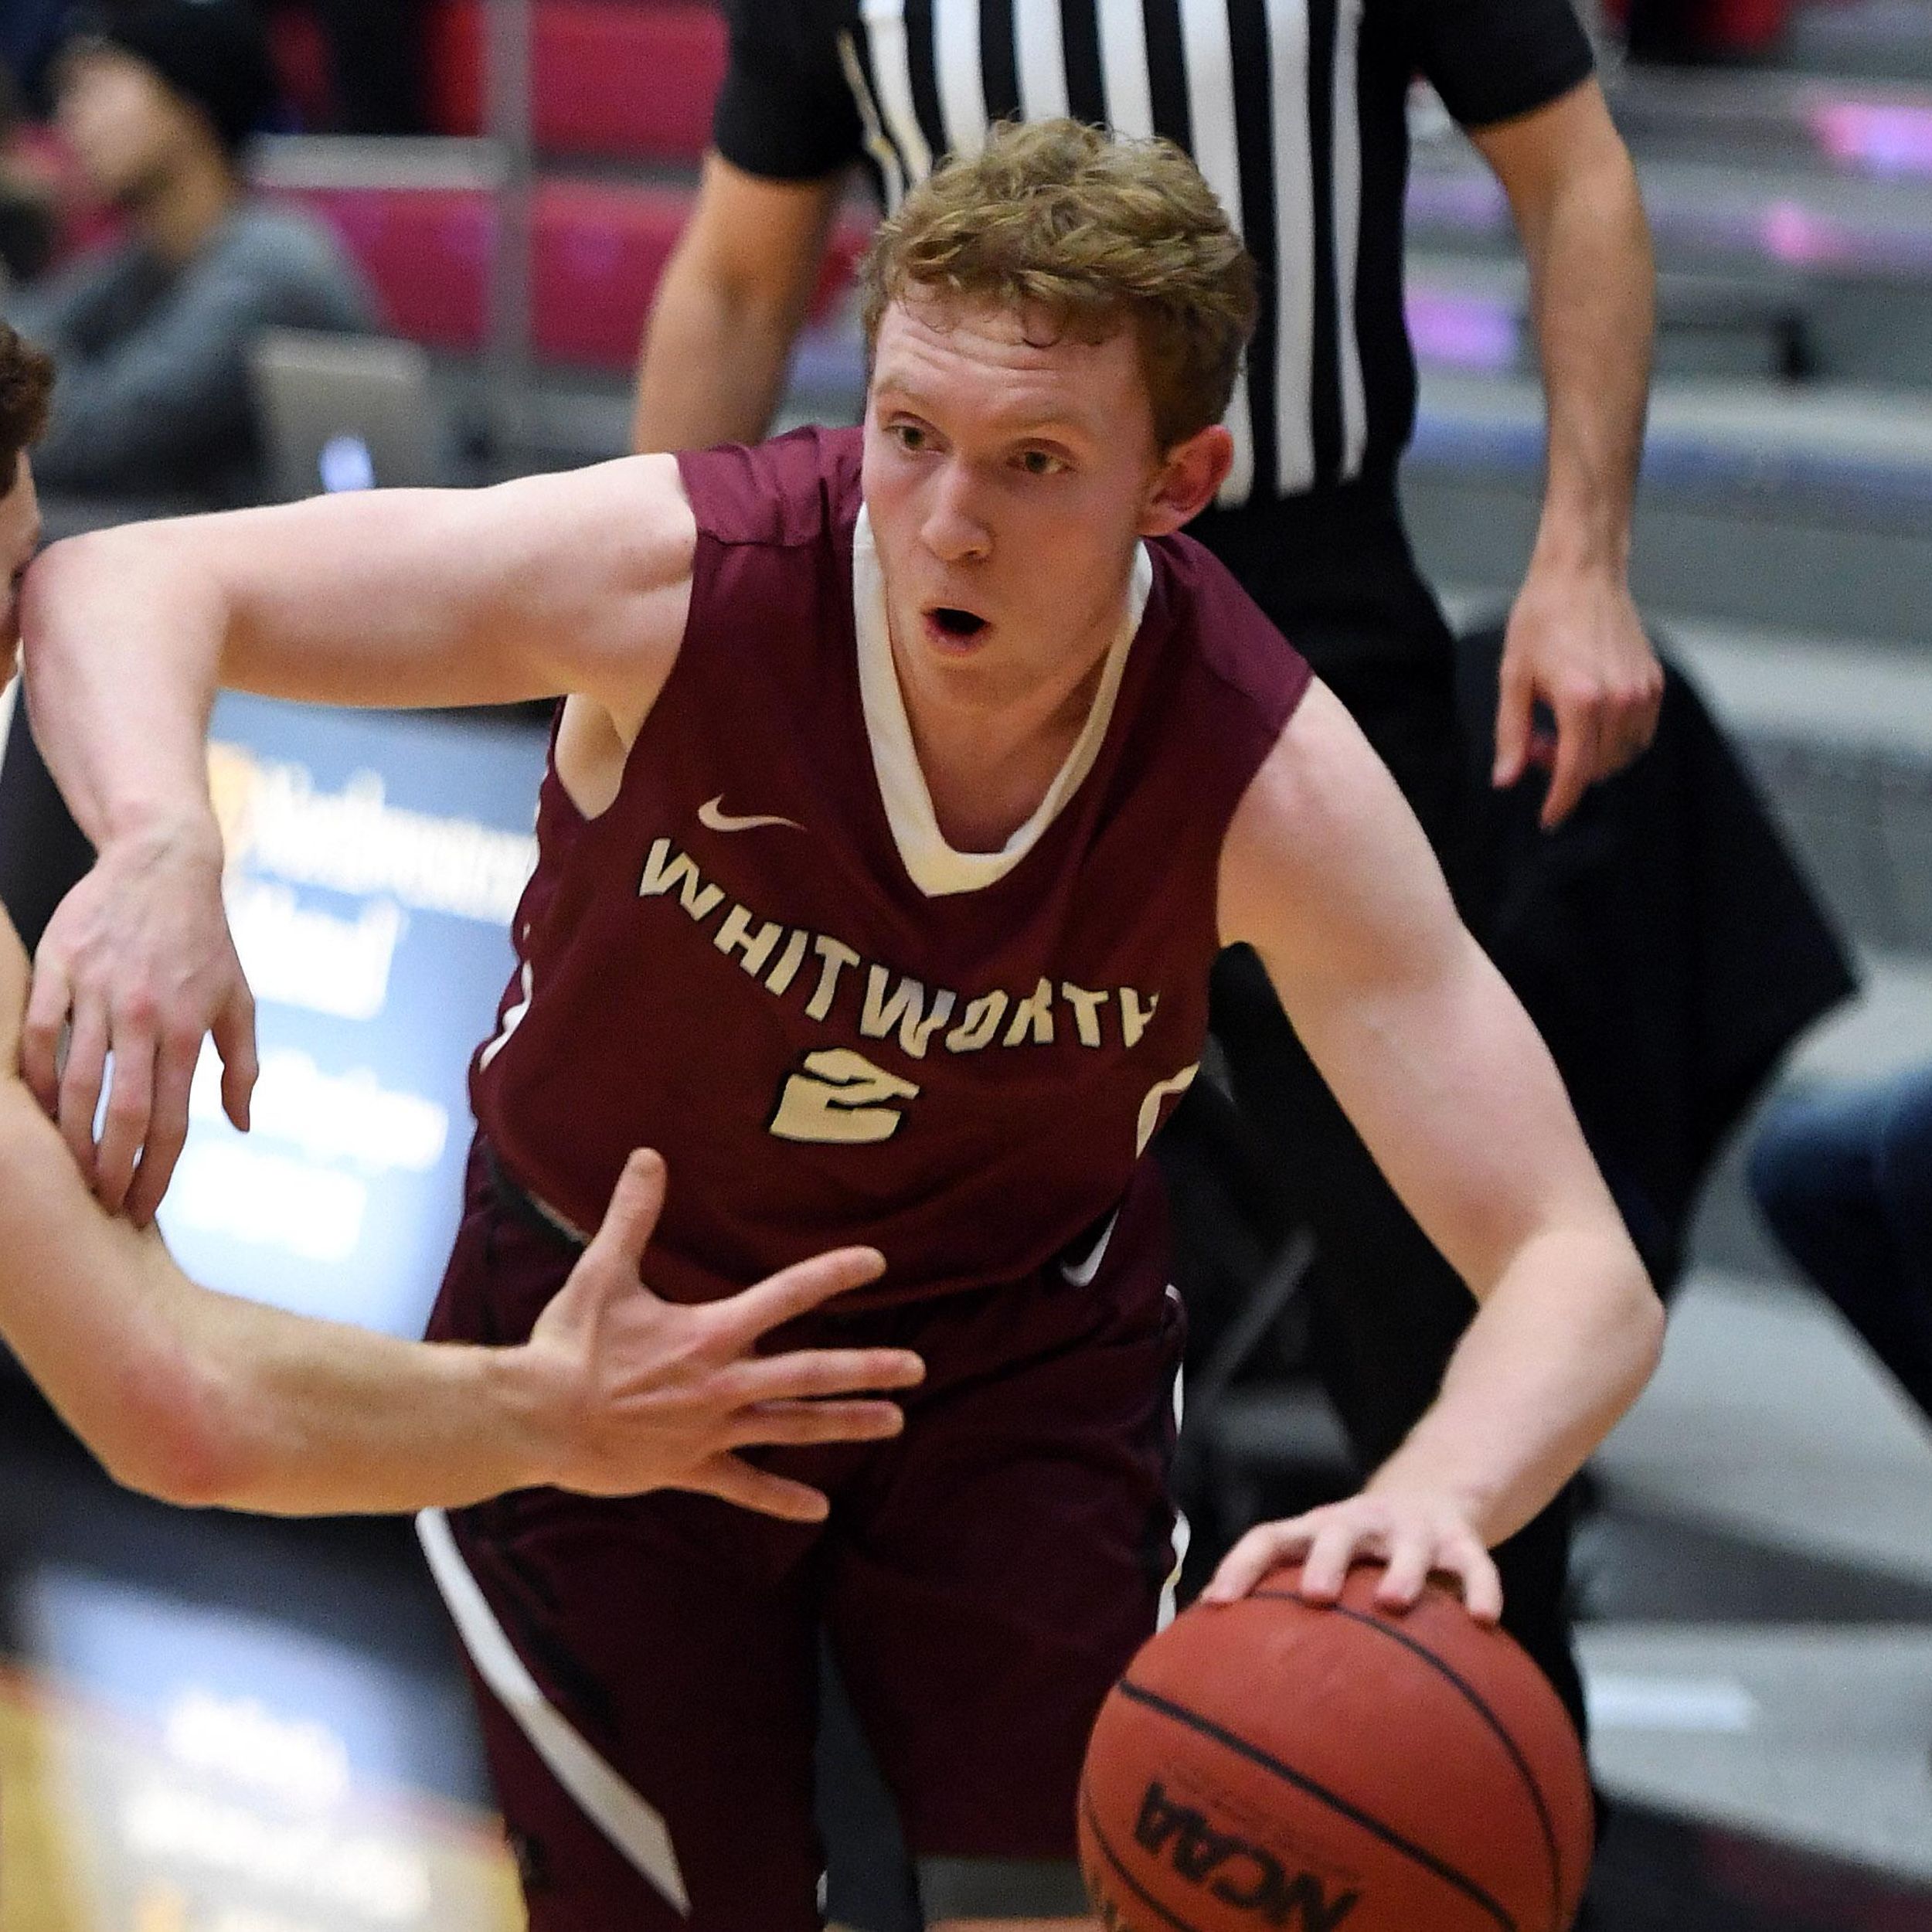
[631,0,1655,1796]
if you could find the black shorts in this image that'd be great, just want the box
[423,1143,1185,1930]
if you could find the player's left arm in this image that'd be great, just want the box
[1471,80,1664,829]
[1206,683,1665,1618]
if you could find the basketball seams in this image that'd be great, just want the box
[1114,1677,1519,1932]
[1078,1783,1211,1932]
[1250,1589,1567,1932]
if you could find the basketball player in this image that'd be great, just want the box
[21,127,1662,1930]
[0,319,922,1519]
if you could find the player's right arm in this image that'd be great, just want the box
[18,456,698,1219]
[1209,681,1664,1618]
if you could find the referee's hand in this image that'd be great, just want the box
[1492,561,1663,831]
[521,1149,923,1515]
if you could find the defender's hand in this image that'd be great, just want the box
[1199,1489,1503,1624]
[22,821,255,1223]
[1492,561,1662,831]
[520,1149,924,1517]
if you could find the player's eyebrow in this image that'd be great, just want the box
[872,378,1093,447]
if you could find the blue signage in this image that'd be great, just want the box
[155,696,548,1338]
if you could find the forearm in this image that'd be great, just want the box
[22,526,228,848]
[1369,1222,1662,1545]
[630,252,807,453]
[171,1291,564,1515]
[1522,148,1654,570]
[0,1086,564,1513]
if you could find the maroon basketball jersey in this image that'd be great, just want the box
[471,427,1310,1308]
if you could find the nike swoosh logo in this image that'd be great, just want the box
[698,794,806,834]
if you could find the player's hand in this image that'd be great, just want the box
[1492,559,1662,831]
[21,818,255,1224]
[1198,1489,1504,1624]
[519,1148,924,1517]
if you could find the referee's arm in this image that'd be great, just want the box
[1472,79,1662,830]
[630,1,858,454]
[630,152,847,455]
[1413,0,1662,825]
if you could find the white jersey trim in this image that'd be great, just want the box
[851,505,1151,900]
[417,1510,692,1917]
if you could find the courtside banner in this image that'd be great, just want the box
[155,696,547,1336]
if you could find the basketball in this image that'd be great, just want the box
[1077,1565,1594,1932]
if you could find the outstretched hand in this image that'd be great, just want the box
[21,823,255,1224]
[1199,1487,1503,1624]
[521,1149,924,1518]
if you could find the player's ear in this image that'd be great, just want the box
[1140,424,1233,537]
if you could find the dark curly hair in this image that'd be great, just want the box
[0,322,53,485]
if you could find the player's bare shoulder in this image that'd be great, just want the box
[528,452,699,747]
[1216,679,1458,980]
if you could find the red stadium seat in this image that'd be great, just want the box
[426,0,727,164]
[271,179,869,370]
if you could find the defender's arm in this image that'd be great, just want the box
[17,458,696,1218]
[0,914,917,1518]
[1210,682,1662,1613]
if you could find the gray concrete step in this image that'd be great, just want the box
[1406,373,1932,644]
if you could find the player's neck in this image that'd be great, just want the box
[891,606,1121,855]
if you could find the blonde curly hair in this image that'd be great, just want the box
[860,118,1257,451]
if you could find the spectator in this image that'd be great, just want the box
[1750,1065,1932,1425]
[6,0,372,500]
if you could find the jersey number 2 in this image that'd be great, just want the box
[769,1047,921,1145]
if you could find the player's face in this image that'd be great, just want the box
[0,456,41,685]
[862,295,1228,710]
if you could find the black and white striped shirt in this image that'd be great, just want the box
[713,0,1592,511]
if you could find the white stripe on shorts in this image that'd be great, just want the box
[1161,1286,1189,1631]
[417,1509,692,1917]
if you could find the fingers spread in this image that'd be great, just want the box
[584,1148,668,1281]
[716,1245,888,1348]
[1297,1517,1374,1604]
[717,1345,925,1408]
[1447,1540,1505,1624]
[1371,1534,1436,1611]
[723,1397,905,1450]
[688,1453,830,1523]
[1200,1520,1313,1605]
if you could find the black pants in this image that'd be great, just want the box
[1189,485,1587,1743]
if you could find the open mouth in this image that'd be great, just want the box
[927,606,989,641]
